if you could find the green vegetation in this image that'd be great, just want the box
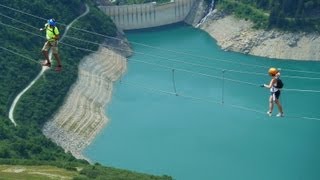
[113,0,171,5]
[216,0,320,31]
[0,165,79,180]
[216,0,269,29]
[0,163,172,180]
[77,164,172,180]
[0,0,171,179]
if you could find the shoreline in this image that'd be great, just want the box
[199,10,320,61]
[42,46,127,160]
[42,10,320,161]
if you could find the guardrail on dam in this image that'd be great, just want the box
[99,0,197,30]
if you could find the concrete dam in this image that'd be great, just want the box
[99,0,198,30]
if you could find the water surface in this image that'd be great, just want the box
[85,24,320,180]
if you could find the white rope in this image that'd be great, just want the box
[129,59,261,86]
[64,35,270,77]
[3,44,320,121]
[0,21,93,53]
[2,20,320,94]
[0,21,247,85]
[2,11,320,80]
[1,2,320,75]
[0,3,47,20]
[282,88,320,93]
[120,80,320,121]
[0,46,39,64]
[281,75,320,80]
[2,5,90,126]
[64,35,320,80]
[120,81,177,96]
[0,12,39,30]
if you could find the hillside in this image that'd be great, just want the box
[216,0,320,32]
[196,0,320,60]
[0,165,79,179]
[0,0,171,179]
[0,163,171,180]
[201,12,320,60]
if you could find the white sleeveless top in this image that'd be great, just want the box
[270,76,279,93]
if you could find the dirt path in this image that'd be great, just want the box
[8,4,90,126]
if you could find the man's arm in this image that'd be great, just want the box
[54,27,60,40]
[54,34,60,40]
[39,24,48,31]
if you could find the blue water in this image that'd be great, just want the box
[85,24,320,180]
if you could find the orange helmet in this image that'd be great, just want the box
[268,67,278,76]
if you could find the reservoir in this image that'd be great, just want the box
[85,24,320,180]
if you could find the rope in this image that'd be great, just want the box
[0,12,39,30]
[0,46,39,64]
[1,3,320,122]
[172,69,178,96]
[0,3,47,21]
[120,80,320,121]
[120,81,177,96]
[63,35,320,80]
[64,35,271,77]
[1,2,320,75]
[0,20,96,53]
[1,12,320,80]
[281,75,320,80]
[282,88,320,93]
[0,21,44,39]
[129,59,262,87]
[4,5,89,126]
[1,20,320,94]
[221,70,225,104]
[3,44,320,121]
[178,93,222,105]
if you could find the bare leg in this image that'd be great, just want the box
[53,53,62,66]
[268,95,274,113]
[42,50,50,63]
[275,99,283,114]
[53,53,62,71]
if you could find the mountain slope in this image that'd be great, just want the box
[216,0,320,31]
[0,0,171,179]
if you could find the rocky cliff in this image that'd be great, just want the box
[200,10,320,61]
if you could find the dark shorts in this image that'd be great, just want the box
[271,90,281,100]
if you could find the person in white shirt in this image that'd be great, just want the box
[261,67,284,117]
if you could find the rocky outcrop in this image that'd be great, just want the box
[184,0,207,26]
[200,10,320,61]
[43,47,127,160]
[105,31,132,57]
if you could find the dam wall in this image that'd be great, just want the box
[99,0,197,30]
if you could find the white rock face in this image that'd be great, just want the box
[200,12,320,61]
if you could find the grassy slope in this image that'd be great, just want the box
[216,0,320,31]
[0,164,172,180]
[216,0,269,29]
[0,165,78,180]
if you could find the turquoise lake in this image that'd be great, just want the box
[85,24,320,180]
